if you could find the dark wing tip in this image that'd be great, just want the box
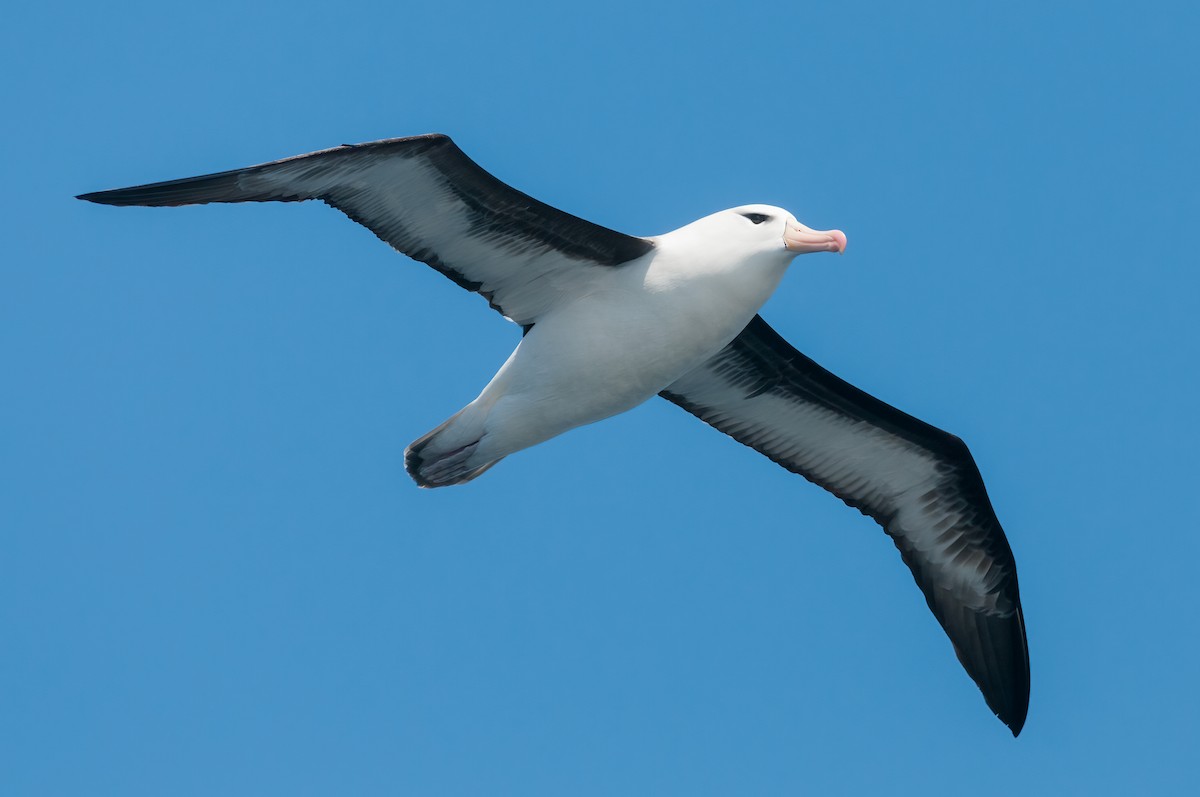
[77,189,140,205]
[895,511,1030,735]
[75,167,253,207]
[75,134,457,208]
[950,602,1030,736]
[658,317,1031,734]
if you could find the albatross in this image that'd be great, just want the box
[78,133,1030,735]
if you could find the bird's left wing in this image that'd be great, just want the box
[660,315,1030,735]
[78,134,654,325]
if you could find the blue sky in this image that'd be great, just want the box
[3,1,1198,794]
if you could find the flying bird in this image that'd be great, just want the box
[78,134,1029,735]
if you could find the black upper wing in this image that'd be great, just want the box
[661,315,1029,735]
[78,134,654,325]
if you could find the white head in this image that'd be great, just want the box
[661,204,846,265]
[727,204,846,256]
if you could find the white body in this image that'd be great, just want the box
[408,205,844,485]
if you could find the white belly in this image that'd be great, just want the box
[468,254,788,462]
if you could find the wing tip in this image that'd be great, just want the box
[965,603,1030,737]
[998,690,1029,736]
[77,188,173,206]
[1007,712,1027,737]
[1002,604,1031,737]
[969,665,1030,738]
[994,668,1030,736]
[75,133,459,208]
[76,189,119,205]
[77,188,156,206]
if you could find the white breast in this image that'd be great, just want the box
[467,236,793,462]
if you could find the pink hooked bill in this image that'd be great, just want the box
[784,223,847,255]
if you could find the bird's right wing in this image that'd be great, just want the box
[78,134,654,326]
[660,314,1030,735]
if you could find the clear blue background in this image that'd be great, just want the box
[4,1,1197,794]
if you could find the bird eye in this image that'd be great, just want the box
[742,213,771,225]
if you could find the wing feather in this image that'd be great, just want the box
[661,315,1030,734]
[78,134,654,324]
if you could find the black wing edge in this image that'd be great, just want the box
[893,515,1030,736]
[74,134,452,207]
[731,316,975,459]
[75,134,654,268]
[662,315,1030,735]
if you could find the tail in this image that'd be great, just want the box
[404,407,503,488]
